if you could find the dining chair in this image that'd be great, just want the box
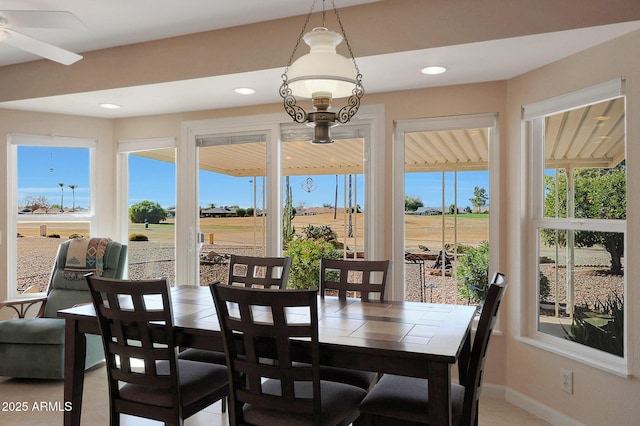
[357,272,507,426]
[179,255,291,367]
[317,258,391,391]
[85,274,228,426]
[320,258,390,302]
[178,254,292,412]
[210,282,367,426]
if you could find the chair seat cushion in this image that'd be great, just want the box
[243,379,367,426]
[359,374,465,425]
[119,359,228,408]
[0,318,65,344]
[178,348,227,365]
[319,365,377,390]
[293,362,377,390]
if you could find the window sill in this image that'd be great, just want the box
[517,335,629,378]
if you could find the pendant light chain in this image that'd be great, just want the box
[330,0,360,75]
[284,0,318,69]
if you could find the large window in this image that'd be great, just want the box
[393,114,499,303]
[281,133,366,289]
[197,132,268,285]
[524,79,627,371]
[179,108,385,289]
[9,135,96,298]
[119,138,177,283]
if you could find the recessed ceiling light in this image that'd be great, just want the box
[99,103,121,109]
[234,87,255,95]
[421,65,447,75]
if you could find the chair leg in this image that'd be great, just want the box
[356,413,372,426]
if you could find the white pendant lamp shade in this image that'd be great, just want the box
[287,27,358,99]
[279,1,364,144]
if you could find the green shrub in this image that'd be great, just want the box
[129,233,149,241]
[564,293,624,357]
[284,235,341,289]
[129,200,167,224]
[300,224,337,243]
[453,243,474,255]
[539,272,550,302]
[456,241,489,303]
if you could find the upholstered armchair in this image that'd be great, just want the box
[0,238,127,379]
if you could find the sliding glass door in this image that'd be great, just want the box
[119,138,176,282]
[394,114,499,302]
[197,132,268,285]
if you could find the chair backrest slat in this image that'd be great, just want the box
[227,254,292,289]
[320,258,390,302]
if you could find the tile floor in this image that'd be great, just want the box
[0,365,551,425]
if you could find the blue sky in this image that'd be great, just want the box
[18,147,489,211]
[18,146,90,210]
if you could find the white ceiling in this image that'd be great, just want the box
[1,1,640,118]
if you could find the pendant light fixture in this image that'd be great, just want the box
[279,0,364,144]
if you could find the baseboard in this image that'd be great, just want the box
[480,382,506,399]
[462,381,584,426]
[501,386,585,426]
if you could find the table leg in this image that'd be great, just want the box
[64,318,86,426]
[429,362,452,425]
[457,331,472,386]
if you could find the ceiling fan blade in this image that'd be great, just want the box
[1,28,82,65]
[0,10,84,29]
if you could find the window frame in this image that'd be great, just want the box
[520,78,629,376]
[117,137,177,280]
[7,133,97,299]
[180,106,385,287]
[392,113,500,302]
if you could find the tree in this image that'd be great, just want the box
[23,195,50,213]
[469,186,488,213]
[58,182,65,212]
[543,162,626,274]
[129,200,167,224]
[404,195,424,212]
[68,184,78,212]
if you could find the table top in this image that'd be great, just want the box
[59,285,477,365]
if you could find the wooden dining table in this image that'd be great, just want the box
[59,285,477,426]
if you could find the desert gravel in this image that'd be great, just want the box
[17,237,623,307]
